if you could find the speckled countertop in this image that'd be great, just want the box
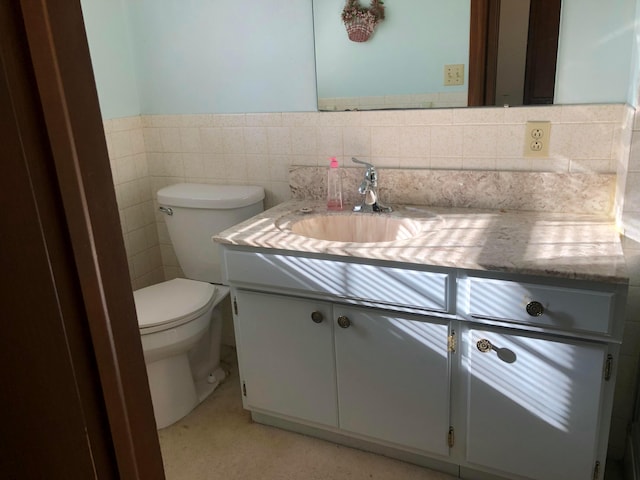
[213,199,628,284]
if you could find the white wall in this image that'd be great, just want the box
[555,0,637,105]
[628,0,640,107]
[82,0,640,119]
[125,0,317,114]
[80,0,140,119]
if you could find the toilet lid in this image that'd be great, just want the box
[134,278,216,330]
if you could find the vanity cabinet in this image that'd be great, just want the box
[462,325,610,480]
[333,304,451,456]
[234,289,452,457]
[222,246,625,480]
[233,290,337,427]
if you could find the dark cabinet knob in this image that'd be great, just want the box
[337,315,351,329]
[311,311,324,323]
[526,301,544,317]
[477,338,494,353]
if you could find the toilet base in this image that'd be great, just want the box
[196,365,227,403]
[147,358,227,429]
[140,286,231,429]
[147,353,198,429]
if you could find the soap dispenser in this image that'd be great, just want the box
[326,157,343,210]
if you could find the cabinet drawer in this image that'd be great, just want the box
[468,277,614,334]
[224,250,450,312]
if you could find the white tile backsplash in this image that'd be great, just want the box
[266,127,292,154]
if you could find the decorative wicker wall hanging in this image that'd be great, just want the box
[341,0,385,43]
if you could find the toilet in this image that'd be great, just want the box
[133,183,264,429]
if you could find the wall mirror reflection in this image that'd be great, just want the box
[313,0,632,111]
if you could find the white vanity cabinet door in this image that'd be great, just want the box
[463,326,607,480]
[234,290,338,427]
[334,305,451,456]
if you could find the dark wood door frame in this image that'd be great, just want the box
[468,0,501,106]
[469,0,560,107]
[1,0,165,477]
[523,0,561,104]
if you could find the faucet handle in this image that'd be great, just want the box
[352,157,377,183]
[351,157,375,170]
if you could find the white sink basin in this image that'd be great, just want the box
[288,214,423,243]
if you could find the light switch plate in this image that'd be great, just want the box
[444,64,464,86]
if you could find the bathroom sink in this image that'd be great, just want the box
[287,214,423,243]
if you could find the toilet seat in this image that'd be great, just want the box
[134,278,216,334]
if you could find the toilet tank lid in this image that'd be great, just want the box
[157,183,265,209]
[133,278,215,329]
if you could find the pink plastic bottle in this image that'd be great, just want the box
[326,157,343,210]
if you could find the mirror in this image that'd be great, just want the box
[313,0,551,110]
[314,0,471,110]
[313,0,633,111]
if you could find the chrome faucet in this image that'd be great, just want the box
[351,157,392,213]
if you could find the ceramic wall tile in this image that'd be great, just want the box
[399,126,430,157]
[267,127,292,154]
[430,125,464,157]
[463,125,498,157]
[561,104,625,123]
[115,156,138,184]
[343,126,371,156]
[243,127,269,154]
[245,113,282,127]
[179,114,212,127]
[290,127,318,155]
[453,106,505,124]
[503,105,563,123]
[404,108,454,126]
[282,112,319,127]
[200,127,224,153]
[182,153,205,178]
[221,127,245,154]
[371,126,402,156]
[159,127,181,153]
[211,114,245,127]
[317,126,343,157]
[143,128,162,152]
[496,124,526,158]
[179,127,201,153]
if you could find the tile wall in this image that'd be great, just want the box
[105,103,637,459]
[617,111,640,457]
[104,116,164,290]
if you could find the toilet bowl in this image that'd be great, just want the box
[135,278,231,429]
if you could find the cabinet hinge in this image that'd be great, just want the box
[234,296,238,315]
[604,354,613,381]
[447,426,455,448]
[593,460,601,480]
[447,331,456,353]
[242,381,247,397]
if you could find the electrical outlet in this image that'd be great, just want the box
[444,64,464,86]
[524,121,551,158]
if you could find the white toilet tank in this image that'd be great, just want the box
[157,183,264,283]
